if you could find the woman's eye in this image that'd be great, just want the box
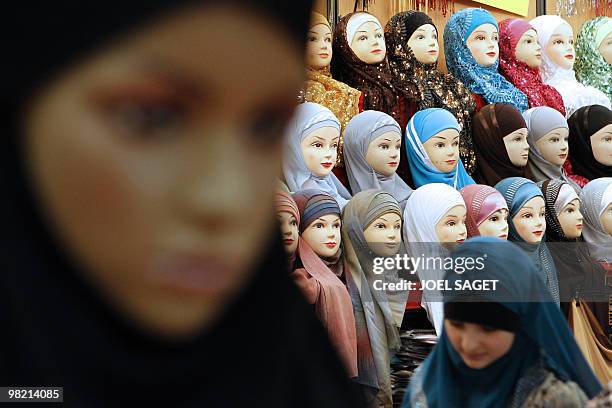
[375,33,383,38]
[493,36,499,42]
[314,223,324,229]
[290,220,298,226]
[325,37,332,43]
[566,208,574,213]
[395,144,401,150]
[113,102,185,140]
[379,144,389,150]
[550,138,559,143]
[603,136,612,142]
[540,212,546,217]
[308,36,316,42]
[447,221,456,227]
[359,35,367,41]
[375,223,385,229]
[523,213,532,218]
[433,34,438,40]
[333,223,341,229]
[416,35,425,40]
[569,40,574,45]
[394,224,401,230]
[525,39,532,44]
[313,142,323,148]
[490,216,499,222]
[555,39,563,45]
[514,137,522,142]
[435,143,445,148]
[476,35,485,41]
[452,141,459,147]
[332,143,338,149]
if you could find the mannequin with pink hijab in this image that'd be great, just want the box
[460,184,510,239]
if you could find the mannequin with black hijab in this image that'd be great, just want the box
[1,3,365,407]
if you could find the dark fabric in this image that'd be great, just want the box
[444,301,521,333]
[568,104,612,181]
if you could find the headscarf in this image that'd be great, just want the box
[282,102,352,209]
[405,108,475,189]
[495,177,560,304]
[331,12,418,130]
[274,191,300,270]
[523,106,581,192]
[343,110,412,210]
[402,183,466,334]
[530,15,611,117]
[567,104,612,181]
[443,8,529,113]
[575,17,612,99]
[1,2,367,407]
[472,103,531,186]
[384,11,477,174]
[303,12,362,168]
[460,184,508,238]
[292,189,358,378]
[403,237,602,408]
[580,177,612,263]
[498,18,566,116]
[342,190,405,407]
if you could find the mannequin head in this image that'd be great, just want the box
[407,23,439,64]
[545,23,575,70]
[600,31,612,64]
[300,127,339,177]
[557,199,583,239]
[602,203,612,235]
[423,128,460,173]
[515,29,542,68]
[466,23,499,67]
[512,196,546,243]
[306,22,333,69]
[302,214,341,257]
[435,204,468,249]
[365,131,402,176]
[364,211,402,257]
[348,14,386,64]
[591,124,612,166]
[478,209,509,239]
[535,127,569,166]
[277,211,299,254]
[503,128,530,167]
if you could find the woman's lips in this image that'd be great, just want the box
[486,52,497,57]
[498,233,508,239]
[428,49,438,54]
[456,238,465,244]
[559,153,568,159]
[371,49,382,54]
[521,153,529,159]
[565,54,574,59]
[325,242,337,248]
[321,162,333,168]
[283,238,295,245]
[318,53,329,58]
[445,160,456,165]
[387,161,398,167]
[576,224,583,229]
[533,230,543,237]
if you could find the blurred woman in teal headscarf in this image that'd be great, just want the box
[575,17,612,99]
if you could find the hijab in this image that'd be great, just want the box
[282,102,352,209]
[443,8,529,113]
[1,2,366,407]
[568,104,612,181]
[580,177,612,263]
[530,15,611,117]
[498,18,566,116]
[403,237,602,408]
[523,106,581,192]
[495,177,560,304]
[472,103,531,186]
[303,12,362,168]
[342,190,405,407]
[575,17,612,99]
[274,191,300,270]
[384,11,477,174]
[343,110,412,210]
[402,183,466,334]
[460,184,508,238]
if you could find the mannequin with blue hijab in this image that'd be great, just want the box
[402,237,601,408]
[405,108,474,190]
[283,102,352,208]
[444,8,529,113]
[495,177,560,305]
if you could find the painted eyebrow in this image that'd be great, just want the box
[379,217,390,223]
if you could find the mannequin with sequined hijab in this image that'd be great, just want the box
[385,11,477,175]
[575,17,612,100]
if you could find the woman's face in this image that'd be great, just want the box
[23,6,303,339]
[365,131,402,176]
[407,23,439,64]
[599,32,612,65]
[422,128,460,173]
[302,214,342,258]
[601,203,612,235]
[535,127,569,166]
[306,23,332,69]
[590,124,612,166]
[557,199,583,239]
[277,212,299,255]
[503,128,530,167]
[445,319,515,369]
[350,21,386,64]
[300,127,340,177]
[514,29,542,69]
[435,204,468,250]
[478,209,509,240]
[466,23,499,67]
[363,211,402,257]
[545,23,575,70]
[512,196,546,243]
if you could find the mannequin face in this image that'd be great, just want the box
[22,5,304,339]
[306,23,332,69]
[350,21,386,64]
[478,209,509,240]
[512,196,546,243]
[435,205,468,250]
[407,23,439,64]
[302,214,341,258]
[545,24,575,70]
[557,199,583,239]
[601,203,612,236]
[535,127,569,166]
[300,127,340,177]
[363,212,402,257]
[365,131,402,176]
[503,128,530,167]
[422,128,460,173]
[590,124,612,166]
[277,211,299,255]
[515,29,542,68]
[599,32,612,65]
[445,319,515,369]
[466,23,499,67]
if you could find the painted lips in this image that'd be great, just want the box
[325,242,337,248]
[321,162,333,168]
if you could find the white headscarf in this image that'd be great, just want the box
[282,102,352,209]
[553,183,580,215]
[530,15,611,117]
[579,177,612,262]
[343,110,412,210]
[346,12,382,44]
